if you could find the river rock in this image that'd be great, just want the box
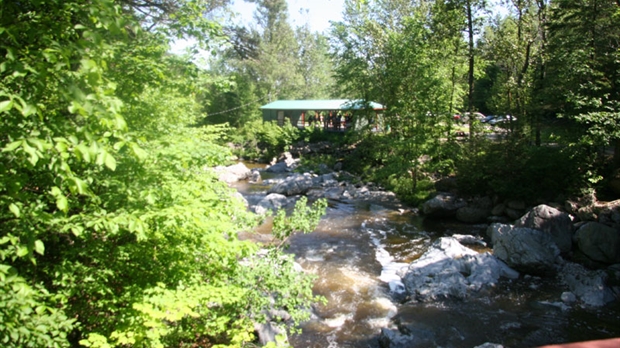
[307,186,344,201]
[253,193,292,215]
[456,206,489,223]
[254,321,284,346]
[214,162,252,183]
[333,161,343,171]
[265,152,300,173]
[474,344,505,348]
[453,234,487,247]
[559,262,616,307]
[491,203,506,216]
[249,169,262,183]
[514,204,574,253]
[421,192,467,218]
[574,222,620,264]
[400,237,518,302]
[233,191,249,208]
[561,291,577,304]
[312,172,338,187]
[267,173,315,196]
[379,324,435,348]
[488,223,561,276]
[506,199,526,210]
[505,208,523,220]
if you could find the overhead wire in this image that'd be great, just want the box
[205,95,269,117]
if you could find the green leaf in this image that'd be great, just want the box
[130,143,148,160]
[103,152,116,170]
[70,177,89,195]
[16,246,29,257]
[21,103,37,117]
[56,195,68,212]
[22,142,39,166]
[9,203,20,218]
[34,240,45,255]
[2,140,22,152]
[0,99,13,113]
[75,143,92,162]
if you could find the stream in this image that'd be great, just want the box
[232,168,620,348]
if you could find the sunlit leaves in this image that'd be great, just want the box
[1,1,323,347]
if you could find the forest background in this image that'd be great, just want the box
[0,0,618,347]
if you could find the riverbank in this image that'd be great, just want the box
[218,158,620,348]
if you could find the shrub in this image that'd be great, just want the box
[455,139,594,202]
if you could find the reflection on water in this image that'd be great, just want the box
[232,170,620,348]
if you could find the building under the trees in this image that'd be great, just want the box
[260,99,385,131]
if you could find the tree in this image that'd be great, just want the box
[0,0,325,346]
[247,0,304,99]
[544,0,620,165]
[296,25,336,99]
[331,0,468,196]
[477,2,540,136]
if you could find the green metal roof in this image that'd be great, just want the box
[260,99,385,111]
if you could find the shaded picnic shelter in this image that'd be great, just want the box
[260,99,385,131]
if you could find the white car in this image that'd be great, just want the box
[489,115,516,125]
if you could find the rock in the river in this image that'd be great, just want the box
[489,223,561,276]
[474,344,505,348]
[452,234,487,247]
[421,192,467,218]
[253,193,292,215]
[214,162,251,183]
[267,173,315,196]
[561,291,577,304]
[249,169,262,183]
[559,262,616,307]
[514,204,574,253]
[265,152,300,173]
[400,237,518,302]
[456,206,489,223]
[379,323,435,348]
[253,322,284,346]
[491,203,506,216]
[574,222,620,264]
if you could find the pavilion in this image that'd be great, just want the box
[260,99,385,131]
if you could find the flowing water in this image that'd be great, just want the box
[232,169,620,348]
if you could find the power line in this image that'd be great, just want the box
[206,95,269,117]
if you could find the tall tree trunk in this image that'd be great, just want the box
[466,0,475,139]
[534,0,548,146]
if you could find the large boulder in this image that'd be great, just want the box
[574,222,620,264]
[253,193,292,215]
[488,223,561,276]
[267,173,315,196]
[214,162,251,183]
[421,193,467,218]
[400,237,518,302]
[559,262,616,307]
[514,204,574,253]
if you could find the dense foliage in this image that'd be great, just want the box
[323,0,620,203]
[2,0,617,343]
[0,1,326,347]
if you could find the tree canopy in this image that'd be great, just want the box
[0,0,325,347]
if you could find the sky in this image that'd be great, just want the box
[171,0,344,56]
[231,0,345,34]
